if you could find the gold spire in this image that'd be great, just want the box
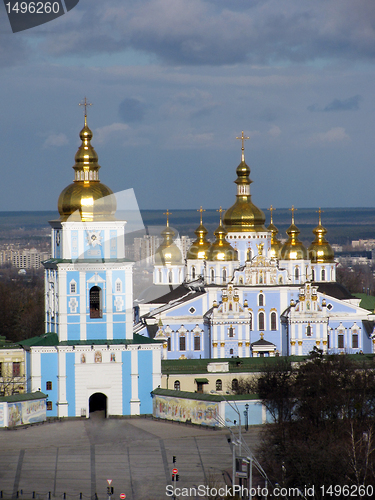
[186,209,211,260]
[208,207,238,261]
[279,207,307,260]
[308,208,334,263]
[163,209,172,227]
[57,100,116,222]
[267,206,282,259]
[223,132,266,233]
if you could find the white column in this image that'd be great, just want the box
[152,347,162,388]
[130,347,140,415]
[80,270,87,341]
[30,349,41,392]
[58,268,68,342]
[57,348,68,418]
[106,269,113,340]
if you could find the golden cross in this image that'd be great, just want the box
[316,207,324,225]
[79,97,93,117]
[216,206,225,224]
[236,131,250,150]
[267,205,276,223]
[163,209,172,226]
[197,206,205,224]
[289,205,297,224]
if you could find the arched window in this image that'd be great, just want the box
[232,379,238,391]
[338,334,344,349]
[168,270,173,283]
[216,379,222,391]
[321,269,325,281]
[174,380,180,391]
[191,266,196,280]
[311,269,315,281]
[223,269,227,283]
[247,248,252,261]
[230,348,234,355]
[228,326,234,338]
[258,312,265,331]
[211,269,215,283]
[159,270,162,283]
[194,336,200,350]
[90,286,102,318]
[258,293,264,306]
[249,312,253,330]
[179,336,186,351]
[271,312,277,330]
[295,267,299,280]
[352,334,358,349]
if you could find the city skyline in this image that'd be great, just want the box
[0,1,375,211]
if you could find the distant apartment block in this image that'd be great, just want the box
[134,235,163,264]
[175,235,193,260]
[352,239,375,250]
[0,247,50,269]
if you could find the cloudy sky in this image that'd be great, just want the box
[1,0,375,215]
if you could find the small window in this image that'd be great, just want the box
[223,269,227,283]
[70,281,76,294]
[352,334,358,349]
[46,381,52,391]
[168,271,173,283]
[321,269,325,281]
[228,326,234,338]
[249,312,253,331]
[258,293,264,306]
[232,379,238,391]
[159,270,162,283]
[116,281,122,292]
[189,307,196,314]
[194,336,200,351]
[174,380,180,391]
[13,362,20,377]
[295,267,299,280]
[216,379,222,391]
[311,269,315,281]
[211,269,215,283]
[271,312,277,331]
[258,312,265,331]
[230,348,234,355]
[179,336,186,351]
[191,267,196,280]
[47,401,53,411]
[327,303,333,311]
[167,337,171,351]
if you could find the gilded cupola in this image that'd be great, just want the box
[308,209,334,263]
[223,132,267,233]
[208,208,238,261]
[279,207,308,260]
[58,101,116,222]
[154,210,182,265]
[186,207,211,260]
[267,205,282,259]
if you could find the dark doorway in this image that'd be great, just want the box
[89,392,107,417]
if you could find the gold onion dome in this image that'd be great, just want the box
[208,208,238,261]
[308,209,334,263]
[58,112,116,222]
[223,132,267,233]
[186,207,211,260]
[267,206,282,259]
[279,207,308,260]
[154,210,182,265]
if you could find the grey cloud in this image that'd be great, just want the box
[119,98,146,123]
[36,0,375,66]
[324,95,362,112]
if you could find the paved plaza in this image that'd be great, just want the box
[0,414,262,500]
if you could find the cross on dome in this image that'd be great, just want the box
[236,131,249,161]
[268,205,276,223]
[79,97,93,125]
[317,207,324,225]
[289,205,297,224]
[197,206,206,224]
[163,209,172,227]
[216,206,224,224]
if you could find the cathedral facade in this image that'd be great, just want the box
[135,135,375,359]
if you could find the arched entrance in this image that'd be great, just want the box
[89,392,107,418]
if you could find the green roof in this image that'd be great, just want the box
[152,388,260,402]
[354,293,375,311]
[161,356,309,375]
[0,391,47,403]
[20,332,157,347]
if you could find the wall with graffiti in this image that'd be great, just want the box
[4,398,46,427]
[153,394,220,427]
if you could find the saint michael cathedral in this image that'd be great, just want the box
[135,133,375,359]
[23,112,162,418]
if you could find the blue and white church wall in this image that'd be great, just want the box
[29,341,162,418]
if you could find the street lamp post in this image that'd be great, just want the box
[244,403,249,432]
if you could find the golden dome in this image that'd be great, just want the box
[308,209,334,263]
[208,208,238,261]
[279,207,308,260]
[223,133,266,233]
[186,207,211,260]
[267,206,282,259]
[154,210,182,265]
[58,114,116,222]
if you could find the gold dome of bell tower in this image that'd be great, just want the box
[279,206,308,260]
[186,207,211,260]
[208,207,238,261]
[223,132,266,233]
[57,99,116,222]
[267,206,282,259]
